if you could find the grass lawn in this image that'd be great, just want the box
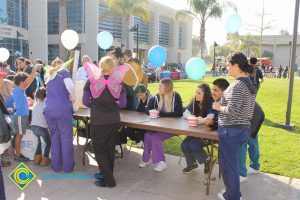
[147,77,300,179]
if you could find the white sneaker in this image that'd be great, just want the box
[115,146,122,154]
[240,175,247,183]
[136,141,144,148]
[139,161,149,168]
[153,161,167,172]
[247,166,259,174]
[218,190,243,200]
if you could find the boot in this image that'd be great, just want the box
[34,154,42,165]
[40,157,51,166]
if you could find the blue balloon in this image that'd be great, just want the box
[148,45,167,67]
[185,57,207,80]
[225,14,242,34]
[97,31,113,50]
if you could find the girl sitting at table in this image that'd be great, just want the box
[181,83,216,174]
[121,84,152,147]
[82,56,127,188]
[139,78,183,172]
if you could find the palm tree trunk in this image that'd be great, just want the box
[199,19,206,58]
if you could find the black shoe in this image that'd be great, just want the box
[204,159,211,174]
[94,172,104,180]
[95,180,116,188]
[14,154,30,162]
[182,163,198,174]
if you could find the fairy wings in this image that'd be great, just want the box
[83,62,129,99]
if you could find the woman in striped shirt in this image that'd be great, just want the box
[213,52,256,200]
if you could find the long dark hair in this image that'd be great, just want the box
[227,52,255,75]
[190,84,213,118]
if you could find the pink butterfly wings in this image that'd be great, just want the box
[83,62,129,99]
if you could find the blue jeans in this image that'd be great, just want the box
[31,125,51,157]
[218,127,250,200]
[239,135,260,177]
[181,136,208,166]
[0,156,6,200]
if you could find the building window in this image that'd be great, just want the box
[48,44,59,63]
[98,1,122,39]
[0,0,8,24]
[159,21,170,46]
[133,17,149,43]
[67,0,84,33]
[0,37,28,67]
[21,0,28,29]
[48,1,59,34]
[178,25,185,49]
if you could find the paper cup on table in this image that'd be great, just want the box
[149,109,159,119]
[187,116,198,127]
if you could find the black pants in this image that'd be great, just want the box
[120,127,145,144]
[90,123,120,186]
[0,159,6,200]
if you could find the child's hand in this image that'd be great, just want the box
[7,107,14,113]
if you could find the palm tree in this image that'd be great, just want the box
[176,0,222,58]
[238,34,260,57]
[103,0,150,50]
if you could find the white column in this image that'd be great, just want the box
[128,16,134,52]
[81,0,99,62]
[152,12,160,45]
[28,0,48,62]
[168,20,179,63]
[180,18,193,64]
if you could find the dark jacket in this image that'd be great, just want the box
[133,91,152,112]
[146,92,183,117]
[250,102,265,138]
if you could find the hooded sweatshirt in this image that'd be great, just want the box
[218,77,256,127]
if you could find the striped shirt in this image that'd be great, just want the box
[218,77,255,127]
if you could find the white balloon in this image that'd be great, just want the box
[0,48,10,62]
[61,30,79,50]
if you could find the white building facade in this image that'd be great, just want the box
[0,0,193,66]
[260,35,300,67]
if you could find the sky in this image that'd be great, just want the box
[153,0,297,49]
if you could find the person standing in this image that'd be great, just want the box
[44,57,75,173]
[213,52,255,200]
[82,56,127,187]
[238,102,265,182]
[249,57,263,96]
[15,57,37,99]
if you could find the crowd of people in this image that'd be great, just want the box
[0,50,265,200]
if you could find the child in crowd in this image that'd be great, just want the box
[13,70,36,162]
[83,56,127,188]
[139,78,183,172]
[31,87,51,166]
[181,84,215,174]
[238,102,265,182]
[121,84,152,147]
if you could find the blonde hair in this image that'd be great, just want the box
[99,56,115,74]
[0,79,13,102]
[158,78,174,112]
[82,55,91,63]
[49,57,64,75]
